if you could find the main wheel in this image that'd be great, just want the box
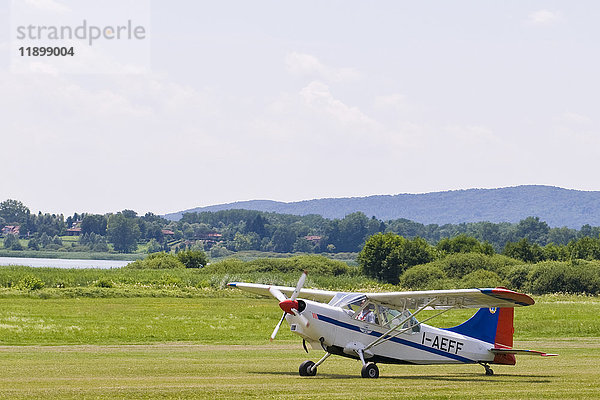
[485,367,494,376]
[361,362,379,379]
[299,360,317,376]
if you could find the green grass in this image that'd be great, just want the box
[0,296,598,398]
[1,295,599,345]
[0,341,595,399]
[0,265,382,298]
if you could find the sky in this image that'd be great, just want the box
[1,1,599,217]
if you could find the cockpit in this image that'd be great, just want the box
[328,293,420,333]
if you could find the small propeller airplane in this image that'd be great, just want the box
[228,271,557,378]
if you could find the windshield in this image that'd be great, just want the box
[329,293,366,317]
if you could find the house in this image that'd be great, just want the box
[304,235,323,243]
[66,220,82,236]
[66,227,82,236]
[2,225,20,237]
[197,232,223,247]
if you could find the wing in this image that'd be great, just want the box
[227,282,338,303]
[365,288,534,310]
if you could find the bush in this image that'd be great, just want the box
[505,265,531,290]
[460,269,507,289]
[176,249,208,268]
[399,265,446,289]
[432,253,518,279]
[210,244,233,258]
[15,275,45,290]
[203,255,351,276]
[94,278,114,288]
[126,252,186,269]
[527,261,600,294]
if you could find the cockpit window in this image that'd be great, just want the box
[379,307,420,333]
[329,293,366,317]
[330,294,420,333]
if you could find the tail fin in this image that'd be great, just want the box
[445,307,514,347]
[445,307,516,365]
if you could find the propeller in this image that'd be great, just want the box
[269,271,309,341]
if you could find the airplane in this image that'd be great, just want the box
[228,271,557,378]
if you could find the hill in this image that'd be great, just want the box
[164,185,600,228]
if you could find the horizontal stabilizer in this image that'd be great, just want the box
[491,348,558,357]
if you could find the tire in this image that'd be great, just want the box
[485,368,494,376]
[299,360,317,376]
[361,362,379,379]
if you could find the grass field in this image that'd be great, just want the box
[0,295,599,399]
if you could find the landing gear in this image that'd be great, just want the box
[299,360,317,376]
[299,352,331,377]
[361,362,379,379]
[479,362,494,376]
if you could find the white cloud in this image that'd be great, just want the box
[286,52,360,82]
[299,81,378,128]
[527,9,562,26]
[558,112,592,125]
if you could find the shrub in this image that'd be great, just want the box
[16,275,45,290]
[527,261,600,294]
[94,278,114,288]
[432,253,518,279]
[176,249,208,268]
[505,265,531,290]
[399,265,446,290]
[203,255,350,276]
[126,252,186,269]
[210,244,233,258]
[460,269,506,289]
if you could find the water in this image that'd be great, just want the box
[0,257,132,269]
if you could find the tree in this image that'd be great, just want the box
[271,226,296,253]
[436,234,494,256]
[107,213,141,253]
[81,214,108,236]
[0,199,30,224]
[567,236,600,261]
[503,238,543,263]
[515,217,550,245]
[336,212,369,252]
[358,233,434,284]
[3,234,22,250]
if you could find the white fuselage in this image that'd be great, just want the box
[287,300,495,365]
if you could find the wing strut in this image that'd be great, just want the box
[365,299,457,351]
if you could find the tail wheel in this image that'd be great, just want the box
[299,360,317,376]
[361,362,379,379]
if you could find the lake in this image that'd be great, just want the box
[0,257,132,269]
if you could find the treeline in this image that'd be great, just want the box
[358,233,600,294]
[2,198,600,255]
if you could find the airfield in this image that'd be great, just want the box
[0,296,599,399]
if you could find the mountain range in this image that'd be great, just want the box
[164,185,600,228]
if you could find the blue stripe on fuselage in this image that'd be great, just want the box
[316,314,475,364]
